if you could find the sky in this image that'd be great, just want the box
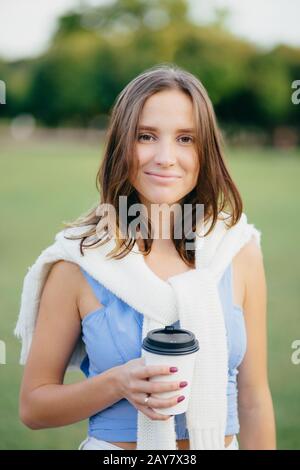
[0,0,299,61]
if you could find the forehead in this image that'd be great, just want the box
[139,89,196,129]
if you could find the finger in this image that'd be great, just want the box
[136,392,184,410]
[138,405,173,421]
[135,379,182,394]
[136,365,178,380]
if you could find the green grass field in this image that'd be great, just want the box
[0,136,299,449]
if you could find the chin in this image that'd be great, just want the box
[144,194,182,206]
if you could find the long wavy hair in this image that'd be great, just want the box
[63,63,243,267]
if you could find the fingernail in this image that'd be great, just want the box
[179,381,188,388]
[170,367,178,373]
[177,396,185,403]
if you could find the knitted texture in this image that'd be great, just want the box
[14,212,261,449]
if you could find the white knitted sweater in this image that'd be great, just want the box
[14,211,261,450]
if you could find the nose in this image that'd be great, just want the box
[153,138,177,166]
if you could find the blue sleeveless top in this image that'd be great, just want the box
[79,262,247,441]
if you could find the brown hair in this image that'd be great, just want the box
[63,63,243,267]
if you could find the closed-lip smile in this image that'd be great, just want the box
[144,171,181,178]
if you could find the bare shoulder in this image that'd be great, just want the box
[34,260,85,335]
[235,235,263,269]
[47,260,103,322]
[48,259,82,282]
[232,234,265,310]
[21,261,84,393]
[235,236,270,397]
[44,259,78,300]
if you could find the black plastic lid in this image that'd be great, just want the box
[142,325,199,356]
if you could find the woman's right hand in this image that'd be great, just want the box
[115,357,186,421]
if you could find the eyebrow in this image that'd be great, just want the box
[137,125,196,133]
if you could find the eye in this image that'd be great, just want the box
[137,133,194,144]
[137,133,155,142]
[179,136,194,144]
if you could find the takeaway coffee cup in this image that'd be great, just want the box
[141,325,199,415]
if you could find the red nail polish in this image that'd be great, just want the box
[180,381,188,388]
[170,367,178,373]
[177,396,185,403]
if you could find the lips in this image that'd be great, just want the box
[145,172,181,178]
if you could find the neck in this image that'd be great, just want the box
[135,198,184,249]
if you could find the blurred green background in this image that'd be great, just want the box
[0,0,299,450]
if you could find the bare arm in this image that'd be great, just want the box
[19,261,123,429]
[236,237,277,449]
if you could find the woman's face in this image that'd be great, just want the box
[130,89,200,208]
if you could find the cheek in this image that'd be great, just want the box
[136,146,152,167]
[130,148,150,186]
[182,153,200,178]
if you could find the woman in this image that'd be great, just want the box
[16,64,276,450]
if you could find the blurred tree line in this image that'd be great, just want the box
[0,0,299,136]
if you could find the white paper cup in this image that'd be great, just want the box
[142,325,199,415]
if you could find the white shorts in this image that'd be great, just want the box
[78,435,239,450]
